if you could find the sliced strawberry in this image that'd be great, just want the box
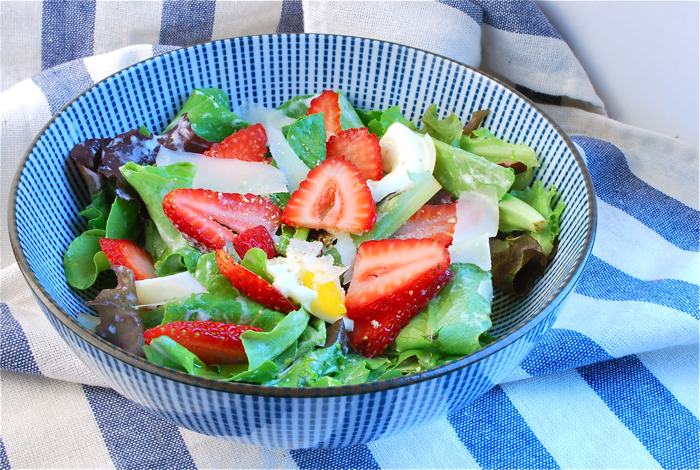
[326,128,383,181]
[346,238,452,357]
[307,90,342,138]
[99,238,156,280]
[215,250,296,313]
[234,225,277,259]
[163,189,282,252]
[282,156,376,232]
[143,321,262,365]
[391,203,457,246]
[203,123,268,162]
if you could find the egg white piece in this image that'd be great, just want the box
[367,169,414,203]
[135,271,208,307]
[156,147,288,195]
[379,122,436,174]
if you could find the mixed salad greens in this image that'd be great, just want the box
[64,88,564,386]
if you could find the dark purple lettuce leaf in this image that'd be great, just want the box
[69,138,112,196]
[160,114,215,154]
[490,234,558,296]
[86,265,145,357]
[99,129,163,201]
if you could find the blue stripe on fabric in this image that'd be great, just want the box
[152,45,179,58]
[41,0,96,70]
[31,59,93,115]
[437,0,483,25]
[0,437,10,470]
[575,255,699,319]
[0,303,42,376]
[159,0,215,47]
[448,386,560,469]
[573,135,700,252]
[82,385,196,470]
[291,445,380,470]
[520,328,612,376]
[469,0,562,39]
[578,355,700,470]
[276,0,305,34]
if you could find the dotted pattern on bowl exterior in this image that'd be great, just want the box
[11,34,595,448]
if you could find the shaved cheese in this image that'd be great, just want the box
[135,271,208,307]
[478,279,494,305]
[452,187,499,245]
[448,233,491,271]
[330,231,358,284]
[266,124,310,192]
[232,100,297,130]
[156,147,287,195]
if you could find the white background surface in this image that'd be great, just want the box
[536,0,699,147]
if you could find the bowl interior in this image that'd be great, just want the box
[11,34,593,390]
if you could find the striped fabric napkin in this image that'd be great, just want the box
[0,1,697,469]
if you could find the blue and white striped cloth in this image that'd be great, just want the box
[0,1,697,468]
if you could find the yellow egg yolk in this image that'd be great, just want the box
[302,271,347,320]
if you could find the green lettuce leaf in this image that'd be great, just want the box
[421,104,464,145]
[164,88,248,142]
[193,252,237,296]
[79,187,113,230]
[241,308,310,370]
[296,316,327,360]
[432,138,515,200]
[395,263,492,356]
[63,229,110,289]
[367,106,417,139]
[510,181,565,256]
[355,108,382,127]
[277,94,316,118]
[332,354,388,385]
[241,248,274,284]
[286,114,327,169]
[273,342,344,387]
[105,196,140,241]
[337,91,365,130]
[120,162,195,253]
[160,293,270,326]
[460,127,540,169]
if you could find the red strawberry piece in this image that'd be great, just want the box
[203,123,268,162]
[143,321,262,366]
[307,90,342,138]
[99,238,156,281]
[346,238,452,357]
[391,203,457,246]
[326,127,383,181]
[215,250,296,313]
[282,156,376,233]
[163,189,282,252]
[234,225,278,259]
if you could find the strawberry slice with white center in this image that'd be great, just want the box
[282,156,376,233]
[163,188,281,252]
[307,90,342,138]
[215,249,296,313]
[99,238,156,280]
[326,127,383,181]
[391,203,457,246]
[345,238,452,357]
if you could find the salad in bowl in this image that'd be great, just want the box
[64,87,564,387]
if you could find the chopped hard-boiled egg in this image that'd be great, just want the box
[266,239,350,323]
[368,122,437,203]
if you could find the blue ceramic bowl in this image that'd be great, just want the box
[9,34,596,449]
